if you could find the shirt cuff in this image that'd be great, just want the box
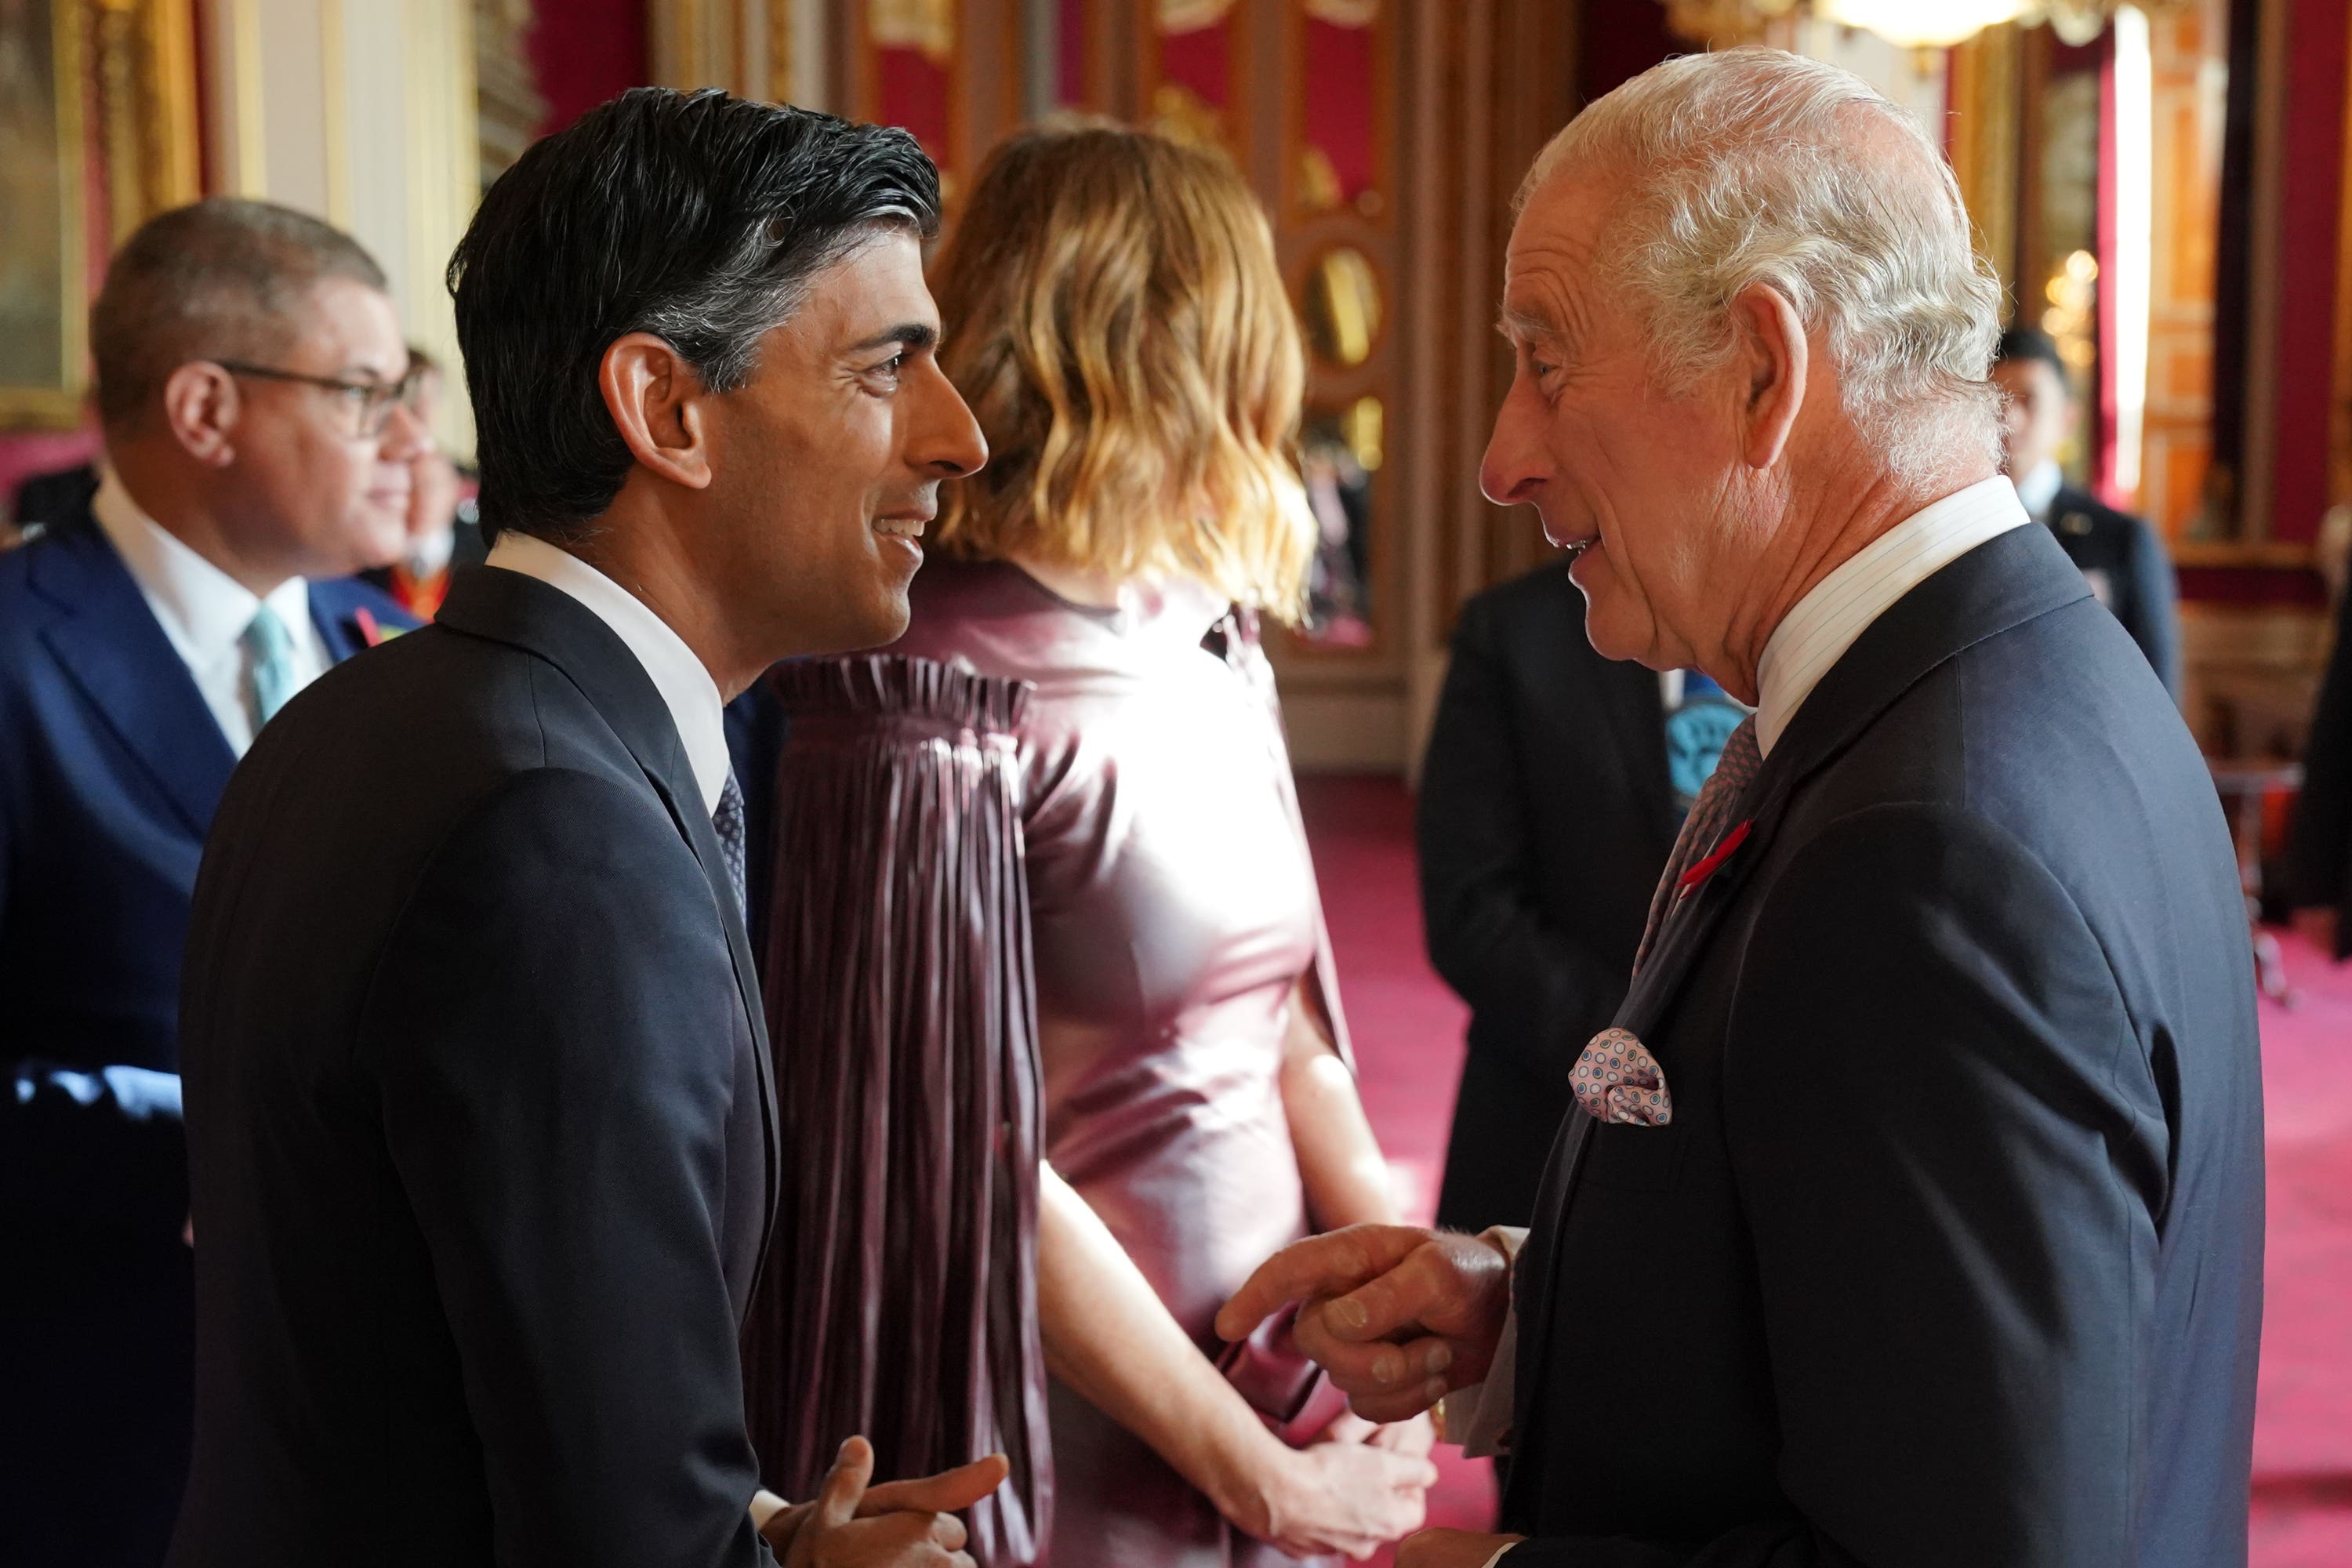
[1478,1544,1522,1568]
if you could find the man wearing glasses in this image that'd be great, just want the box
[0,197,423,1568]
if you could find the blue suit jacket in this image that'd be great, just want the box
[0,513,413,1231]
[0,510,412,1566]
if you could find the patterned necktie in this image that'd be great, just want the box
[712,771,748,925]
[241,604,298,729]
[1633,714,1760,975]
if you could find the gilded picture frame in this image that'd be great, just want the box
[0,0,89,428]
[0,0,200,430]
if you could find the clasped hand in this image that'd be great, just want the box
[1216,1224,1515,1425]
[759,1436,1008,1567]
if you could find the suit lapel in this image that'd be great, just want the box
[30,521,236,838]
[436,567,780,1249]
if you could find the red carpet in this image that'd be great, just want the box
[1296,774,2352,1566]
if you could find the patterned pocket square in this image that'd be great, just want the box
[1572,1028,1672,1126]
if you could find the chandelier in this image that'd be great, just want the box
[1663,0,2183,49]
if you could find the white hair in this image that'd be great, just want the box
[1523,47,2003,484]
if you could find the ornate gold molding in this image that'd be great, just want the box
[90,0,200,242]
[0,0,89,427]
[1947,21,2022,298]
[1661,0,2194,49]
[474,0,544,187]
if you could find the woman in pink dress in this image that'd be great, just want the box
[740,125,1434,1567]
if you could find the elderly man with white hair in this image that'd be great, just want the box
[1221,47,2263,1568]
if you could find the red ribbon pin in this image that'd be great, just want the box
[1676,819,1751,899]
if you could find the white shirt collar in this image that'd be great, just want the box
[90,465,314,673]
[2012,459,2064,521]
[1752,475,2031,760]
[483,530,733,815]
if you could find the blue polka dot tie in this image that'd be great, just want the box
[712,771,748,925]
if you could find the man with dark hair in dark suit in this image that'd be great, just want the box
[172,89,1001,1568]
[1417,562,1715,1233]
[1225,48,2259,1568]
[0,197,423,1568]
[1993,325,2182,697]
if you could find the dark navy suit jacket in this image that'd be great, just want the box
[2044,484,2180,699]
[1501,524,2263,1566]
[0,506,411,1567]
[172,566,776,1568]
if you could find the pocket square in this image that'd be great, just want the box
[1572,1028,1672,1126]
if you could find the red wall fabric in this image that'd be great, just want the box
[528,0,650,136]
[2267,0,2349,546]
[1302,16,1377,205]
[0,430,100,522]
[874,47,953,166]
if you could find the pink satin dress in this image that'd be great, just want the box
[898,558,1350,1568]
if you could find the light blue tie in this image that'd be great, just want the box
[242,604,298,729]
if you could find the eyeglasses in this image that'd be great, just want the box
[212,360,429,437]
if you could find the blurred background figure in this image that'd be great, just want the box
[357,345,483,619]
[740,125,1435,1568]
[8,456,99,543]
[0,198,419,1568]
[2288,568,2352,961]
[1416,557,1741,1234]
[1994,325,2181,698]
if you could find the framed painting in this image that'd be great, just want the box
[0,0,88,427]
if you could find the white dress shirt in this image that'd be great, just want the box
[90,467,329,757]
[1752,475,2031,759]
[483,530,732,815]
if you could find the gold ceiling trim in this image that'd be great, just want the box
[1662,0,2193,49]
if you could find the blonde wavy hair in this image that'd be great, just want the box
[929,124,1312,619]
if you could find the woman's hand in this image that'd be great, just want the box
[1238,1425,1439,1561]
[1370,1411,1437,1460]
[1318,1410,1438,1459]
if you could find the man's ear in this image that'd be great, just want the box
[161,362,241,468]
[1728,282,1808,472]
[599,333,714,491]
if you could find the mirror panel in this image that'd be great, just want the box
[1302,245,1381,368]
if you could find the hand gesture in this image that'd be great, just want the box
[761,1436,1007,1567]
[1217,1225,1513,1425]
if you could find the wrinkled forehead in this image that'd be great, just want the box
[1500,169,1625,342]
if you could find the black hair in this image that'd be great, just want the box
[91,198,387,434]
[1993,325,2071,394]
[448,88,941,544]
